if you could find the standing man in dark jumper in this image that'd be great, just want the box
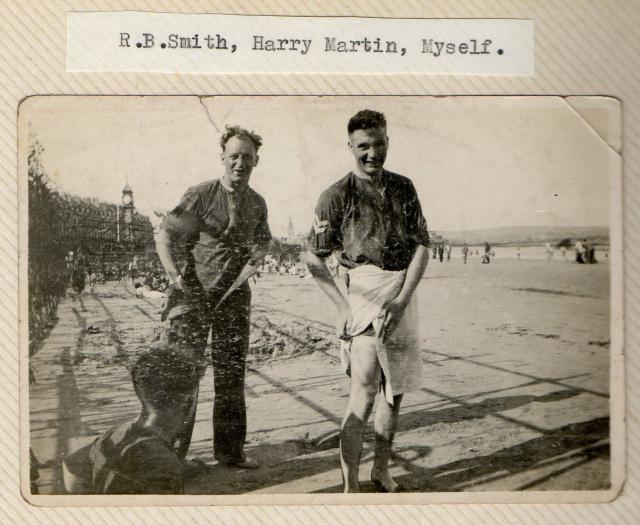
[305,110,430,492]
[155,125,272,468]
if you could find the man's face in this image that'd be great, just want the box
[348,127,389,177]
[221,136,259,188]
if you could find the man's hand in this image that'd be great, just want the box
[173,274,198,300]
[172,274,204,303]
[379,245,430,340]
[304,251,352,340]
[380,297,409,338]
[336,305,353,340]
[213,263,259,311]
[174,274,187,292]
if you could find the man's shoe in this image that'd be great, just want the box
[181,458,210,478]
[371,469,404,493]
[371,478,404,493]
[218,456,259,469]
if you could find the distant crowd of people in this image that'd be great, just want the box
[456,240,602,264]
[66,236,604,301]
[255,254,342,278]
[430,238,452,262]
[460,242,494,264]
[257,254,309,277]
[541,240,599,264]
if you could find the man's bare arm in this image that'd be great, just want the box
[303,251,351,339]
[154,212,200,291]
[155,227,183,287]
[303,251,348,308]
[396,245,430,304]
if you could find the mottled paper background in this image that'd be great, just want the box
[3,0,639,523]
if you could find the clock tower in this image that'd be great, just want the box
[122,182,134,208]
[121,183,134,243]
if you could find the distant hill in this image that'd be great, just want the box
[434,226,609,246]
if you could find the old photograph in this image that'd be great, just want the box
[21,95,621,502]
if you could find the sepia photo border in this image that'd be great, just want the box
[18,94,625,506]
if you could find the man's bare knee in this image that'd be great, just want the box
[349,381,377,412]
[350,337,381,382]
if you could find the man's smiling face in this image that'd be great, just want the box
[348,127,388,178]
[221,136,259,189]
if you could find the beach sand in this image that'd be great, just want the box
[29,257,611,494]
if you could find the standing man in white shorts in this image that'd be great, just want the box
[305,110,430,492]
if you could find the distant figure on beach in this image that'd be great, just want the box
[305,110,430,493]
[63,348,199,494]
[584,239,597,264]
[438,241,444,262]
[482,242,491,264]
[516,247,521,259]
[575,239,587,263]
[462,243,469,264]
[545,242,554,260]
[446,242,452,262]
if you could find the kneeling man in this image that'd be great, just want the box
[63,348,199,494]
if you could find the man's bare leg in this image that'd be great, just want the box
[340,336,380,493]
[371,392,403,491]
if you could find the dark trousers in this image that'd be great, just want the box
[168,284,251,462]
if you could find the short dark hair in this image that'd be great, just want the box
[347,110,387,134]
[131,348,198,410]
[220,125,263,152]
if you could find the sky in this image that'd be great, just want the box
[19,96,618,237]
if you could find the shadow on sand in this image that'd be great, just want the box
[186,386,609,494]
[312,415,609,493]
